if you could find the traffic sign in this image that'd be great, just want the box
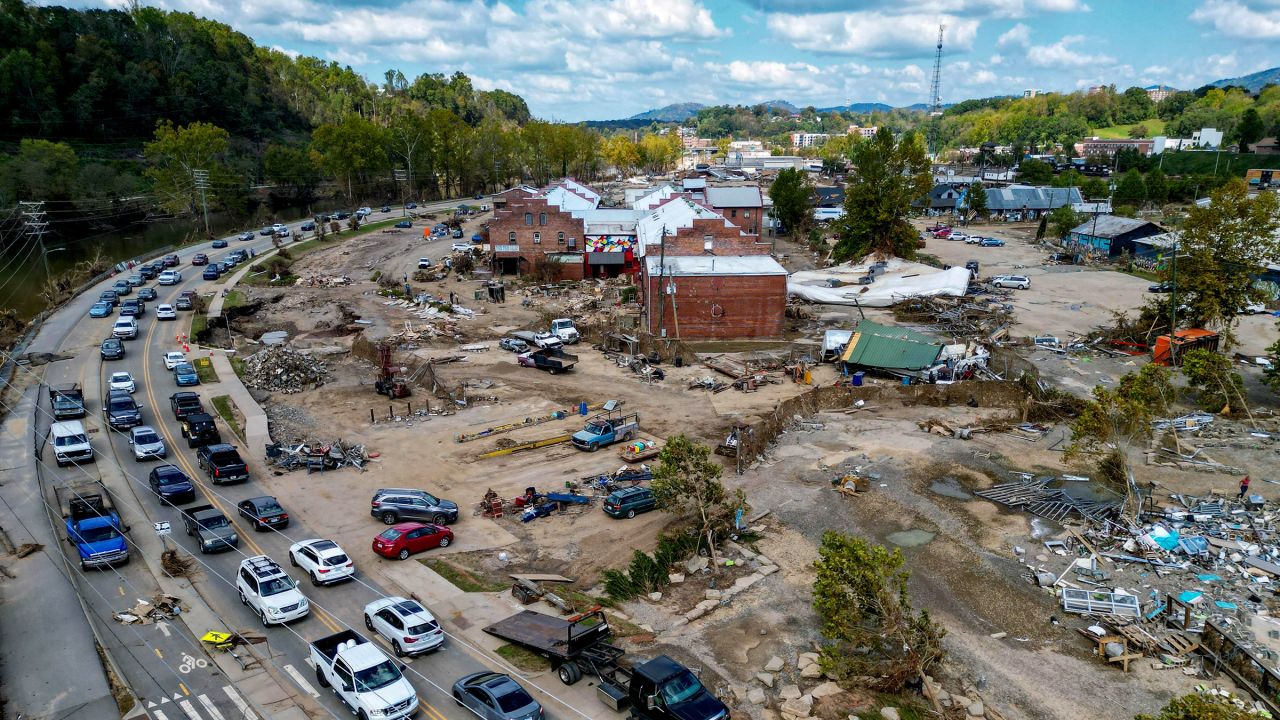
[153,521,171,536]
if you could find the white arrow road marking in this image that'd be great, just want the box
[197,694,226,720]
[156,621,171,638]
[283,664,320,698]
[221,686,258,720]
[177,699,202,720]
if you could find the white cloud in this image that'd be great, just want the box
[1191,0,1280,40]
[270,44,301,59]
[970,69,999,84]
[564,41,674,75]
[997,23,1031,48]
[529,0,726,39]
[1025,35,1115,67]
[754,0,1086,18]
[767,11,979,57]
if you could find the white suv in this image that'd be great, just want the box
[288,538,355,586]
[112,317,138,339]
[363,596,445,657]
[237,555,310,626]
[158,270,181,285]
[992,275,1030,289]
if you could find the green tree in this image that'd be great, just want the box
[1067,364,1173,509]
[310,114,390,200]
[1128,123,1149,139]
[967,182,988,218]
[768,167,813,235]
[1017,159,1054,184]
[650,434,747,569]
[1036,215,1048,240]
[1180,348,1247,412]
[833,128,931,261]
[812,531,945,692]
[1048,206,1082,239]
[1051,168,1083,189]
[0,139,80,201]
[263,144,320,195]
[1174,179,1280,345]
[1135,692,1254,720]
[1113,168,1147,207]
[1238,107,1265,151]
[143,120,233,217]
[1081,176,1110,199]
[1144,168,1169,205]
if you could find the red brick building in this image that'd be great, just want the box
[489,192,589,277]
[643,255,788,339]
[704,186,764,235]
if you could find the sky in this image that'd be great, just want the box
[52,0,1280,121]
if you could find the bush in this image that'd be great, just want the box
[602,529,704,601]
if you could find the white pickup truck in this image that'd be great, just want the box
[311,630,418,720]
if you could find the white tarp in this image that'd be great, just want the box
[788,257,971,307]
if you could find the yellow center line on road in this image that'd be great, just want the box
[155,648,164,659]
[179,682,190,696]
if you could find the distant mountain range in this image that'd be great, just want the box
[628,102,705,121]
[817,102,895,113]
[1209,66,1280,93]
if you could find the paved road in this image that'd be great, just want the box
[21,203,516,720]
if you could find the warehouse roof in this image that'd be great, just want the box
[644,255,787,277]
[1069,215,1163,239]
[705,186,764,208]
[839,320,942,371]
[987,185,1082,211]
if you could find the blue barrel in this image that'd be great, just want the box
[579,401,588,415]
[851,372,865,387]
[901,376,911,386]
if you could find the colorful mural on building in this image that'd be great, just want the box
[584,235,635,252]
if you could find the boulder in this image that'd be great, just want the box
[880,708,900,720]
[647,592,662,602]
[779,695,813,718]
[755,673,775,688]
[685,556,710,574]
[810,682,842,699]
[684,607,706,622]
[798,652,819,668]
[967,701,985,717]
[778,684,802,700]
[759,564,779,576]
[764,656,786,673]
[668,573,685,584]
[748,688,766,706]
[696,599,719,612]
[800,663,823,679]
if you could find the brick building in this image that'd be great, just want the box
[489,192,590,278]
[705,186,763,234]
[643,256,787,339]
[636,197,772,258]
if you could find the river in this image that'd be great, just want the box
[0,205,314,320]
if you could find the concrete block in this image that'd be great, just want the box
[810,681,842,699]
[778,684,802,700]
[780,695,812,718]
[967,701,985,717]
[684,607,705,622]
[748,688,766,705]
[755,673,775,688]
[800,663,823,679]
[668,573,685,584]
[648,592,662,602]
[705,589,723,600]
[764,656,786,673]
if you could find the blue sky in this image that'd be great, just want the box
[57,0,1280,121]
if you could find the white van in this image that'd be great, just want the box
[51,420,94,467]
[112,317,138,339]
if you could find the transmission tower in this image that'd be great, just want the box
[929,25,945,116]
[19,201,51,284]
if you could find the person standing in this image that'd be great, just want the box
[1239,475,1251,499]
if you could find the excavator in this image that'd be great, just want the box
[374,343,411,398]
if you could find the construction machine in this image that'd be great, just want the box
[374,343,411,398]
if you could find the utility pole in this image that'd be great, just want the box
[19,201,51,285]
[393,169,408,216]
[655,226,669,339]
[192,169,211,237]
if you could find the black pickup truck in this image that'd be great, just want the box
[180,412,221,448]
[196,443,248,485]
[170,392,204,422]
[180,504,239,553]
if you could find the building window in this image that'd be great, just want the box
[730,209,737,218]
[533,232,541,244]
[568,237,577,249]
[749,226,757,234]
[508,231,516,242]
[557,232,565,244]
[539,213,547,226]
[524,213,533,225]
[744,210,751,219]
[703,235,714,251]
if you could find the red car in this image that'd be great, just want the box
[162,254,181,267]
[932,228,952,238]
[191,253,209,266]
[372,522,453,560]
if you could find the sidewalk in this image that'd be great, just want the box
[0,385,121,720]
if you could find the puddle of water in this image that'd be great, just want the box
[886,529,936,547]
[929,477,971,500]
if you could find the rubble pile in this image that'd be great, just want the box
[1145,413,1276,474]
[892,294,1015,340]
[266,439,367,472]
[241,345,329,393]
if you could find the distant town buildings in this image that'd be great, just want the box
[1077,137,1156,157]
[846,125,878,138]
[790,132,830,148]
[1145,85,1177,103]
[1152,127,1224,153]
[1022,89,1043,98]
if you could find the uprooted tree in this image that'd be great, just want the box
[812,531,945,692]
[1180,347,1247,413]
[1135,691,1254,720]
[650,434,747,571]
[1066,364,1173,515]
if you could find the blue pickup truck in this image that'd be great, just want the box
[56,482,129,570]
[572,409,640,452]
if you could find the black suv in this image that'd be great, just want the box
[103,390,143,430]
[170,391,204,421]
[100,337,125,360]
[370,488,459,526]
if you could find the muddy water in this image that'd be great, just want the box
[886,528,937,547]
[929,476,972,499]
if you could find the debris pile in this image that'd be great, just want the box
[113,594,187,625]
[265,439,368,472]
[241,345,329,393]
[892,294,1015,340]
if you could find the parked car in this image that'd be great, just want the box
[51,420,94,467]
[396,220,413,228]
[406,203,417,209]
[369,488,459,525]
[238,496,289,531]
[417,258,433,269]
[932,228,952,238]
[991,275,1031,290]
[603,486,657,519]
[261,226,276,236]
[979,237,1005,247]
[163,254,180,267]
[236,555,309,626]
[163,351,187,370]
[498,337,529,353]
[155,304,177,320]
[240,231,255,241]
[451,672,541,720]
[372,522,453,560]
[191,253,209,266]
[950,232,969,243]
[364,596,444,656]
[451,242,472,253]
[175,295,194,311]
[1148,282,1173,293]
[100,337,125,360]
[202,266,221,281]
[173,362,200,386]
[130,427,168,462]
[112,280,132,296]
[356,206,372,218]
[89,302,112,318]
[148,465,198,505]
[137,287,158,301]
[334,210,351,220]
[288,539,354,586]
[211,238,228,248]
[112,317,138,340]
[157,270,181,285]
[451,228,464,239]
[109,371,136,394]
